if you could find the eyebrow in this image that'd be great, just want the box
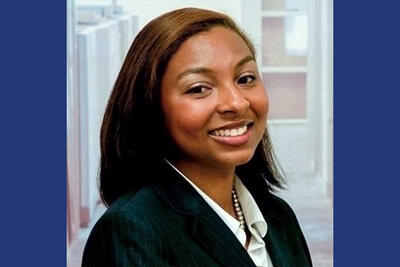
[235,55,255,70]
[177,55,255,81]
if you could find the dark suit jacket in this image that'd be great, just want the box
[81,161,312,267]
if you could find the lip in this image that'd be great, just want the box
[208,123,253,146]
[208,119,253,132]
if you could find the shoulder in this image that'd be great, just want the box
[81,187,174,267]
[107,186,165,216]
[261,192,305,232]
[94,186,171,236]
[267,193,298,218]
[263,193,313,266]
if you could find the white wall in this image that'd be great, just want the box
[117,0,242,28]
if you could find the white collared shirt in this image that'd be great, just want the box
[165,160,274,267]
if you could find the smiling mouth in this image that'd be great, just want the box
[209,122,254,137]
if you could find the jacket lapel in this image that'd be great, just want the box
[191,202,256,266]
[153,160,256,267]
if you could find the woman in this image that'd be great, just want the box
[82,8,312,267]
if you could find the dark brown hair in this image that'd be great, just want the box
[100,7,284,207]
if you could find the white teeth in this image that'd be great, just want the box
[212,125,248,137]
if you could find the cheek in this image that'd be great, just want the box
[250,88,269,119]
[167,102,209,139]
[262,94,269,117]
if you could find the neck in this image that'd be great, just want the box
[172,159,236,217]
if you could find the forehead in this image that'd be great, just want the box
[166,26,253,74]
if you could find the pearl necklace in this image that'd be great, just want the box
[232,188,246,230]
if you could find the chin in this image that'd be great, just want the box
[216,150,256,168]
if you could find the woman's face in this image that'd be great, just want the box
[161,26,268,170]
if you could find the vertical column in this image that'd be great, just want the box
[66,0,81,245]
[241,0,262,65]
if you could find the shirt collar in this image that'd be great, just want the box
[234,176,268,238]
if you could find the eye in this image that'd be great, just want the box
[237,74,256,85]
[186,85,211,95]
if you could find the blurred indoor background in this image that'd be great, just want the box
[67,0,333,266]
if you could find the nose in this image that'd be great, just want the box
[216,83,250,115]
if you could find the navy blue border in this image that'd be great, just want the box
[334,2,399,266]
[0,2,66,266]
